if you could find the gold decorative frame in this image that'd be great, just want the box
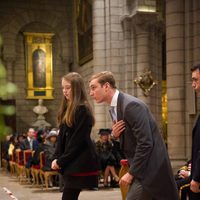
[76,0,93,65]
[23,32,54,99]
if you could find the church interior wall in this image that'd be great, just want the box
[90,0,164,140]
[166,0,200,168]
[0,0,72,133]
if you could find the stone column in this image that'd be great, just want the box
[120,11,163,126]
[92,0,108,132]
[93,0,106,71]
[132,13,161,110]
[184,0,200,159]
[121,18,135,95]
[166,0,186,163]
[92,0,124,132]
[135,24,150,103]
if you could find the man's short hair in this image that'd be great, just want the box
[191,64,200,72]
[28,128,35,132]
[90,71,117,89]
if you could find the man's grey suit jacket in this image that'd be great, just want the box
[116,92,178,200]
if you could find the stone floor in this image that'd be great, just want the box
[0,170,121,200]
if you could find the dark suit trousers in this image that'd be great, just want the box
[189,191,200,200]
[126,179,152,200]
[62,188,81,200]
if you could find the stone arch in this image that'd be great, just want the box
[1,9,71,61]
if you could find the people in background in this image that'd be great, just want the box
[19,128,38,170]
[8,135,16,158]
[20,128,38,151]
[175,160,191,200]
[110,135,125,169]
[2,135,11,171]
[41,130,58,187]
[42,130,58,171]
[95,128,119,187]
[31,129,46,166]
[15,134,25,150]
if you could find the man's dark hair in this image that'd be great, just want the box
[191,64,200,72]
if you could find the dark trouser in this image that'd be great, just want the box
[62,188,81,200]
[189,191,200,200]
[180,187,189,200]
[59,174,64,192]
[126,179,152,200]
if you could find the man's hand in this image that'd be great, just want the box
[51,159,59,170]
[119,172,134,187]
[190,179,200,193]
[112,120,125,138]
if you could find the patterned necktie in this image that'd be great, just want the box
[109,106,117,122]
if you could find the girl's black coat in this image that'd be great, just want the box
[55,105,99,175]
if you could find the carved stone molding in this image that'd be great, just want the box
[121,10,157,22]
[121,11,164,34]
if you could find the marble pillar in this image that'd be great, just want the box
[166,0,186,162]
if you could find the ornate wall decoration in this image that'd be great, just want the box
[23,32,54,99]
[76,0,93,65]
[134,68,156,96]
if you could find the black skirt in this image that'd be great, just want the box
[63,174,98,189]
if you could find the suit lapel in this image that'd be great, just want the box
[117,92,123,120]
[117,92,124,149]
[192,114,200,138]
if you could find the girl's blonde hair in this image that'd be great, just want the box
[57,72,95,127]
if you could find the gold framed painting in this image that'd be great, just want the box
[76,0,93,65]
[23,32,54,99]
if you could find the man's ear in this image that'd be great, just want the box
[104,82,110,89]
[103,82,110,92]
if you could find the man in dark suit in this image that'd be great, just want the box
[190,64,200,199]
[20,128,39,169]
[20,128,38,151]
[89,71,178,200]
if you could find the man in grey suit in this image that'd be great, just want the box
[89,71,178,200]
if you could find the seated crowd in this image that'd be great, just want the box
[1,127,125,190]
[1,127,63,189]
[175,160,191,200]
[95,128,125,188]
